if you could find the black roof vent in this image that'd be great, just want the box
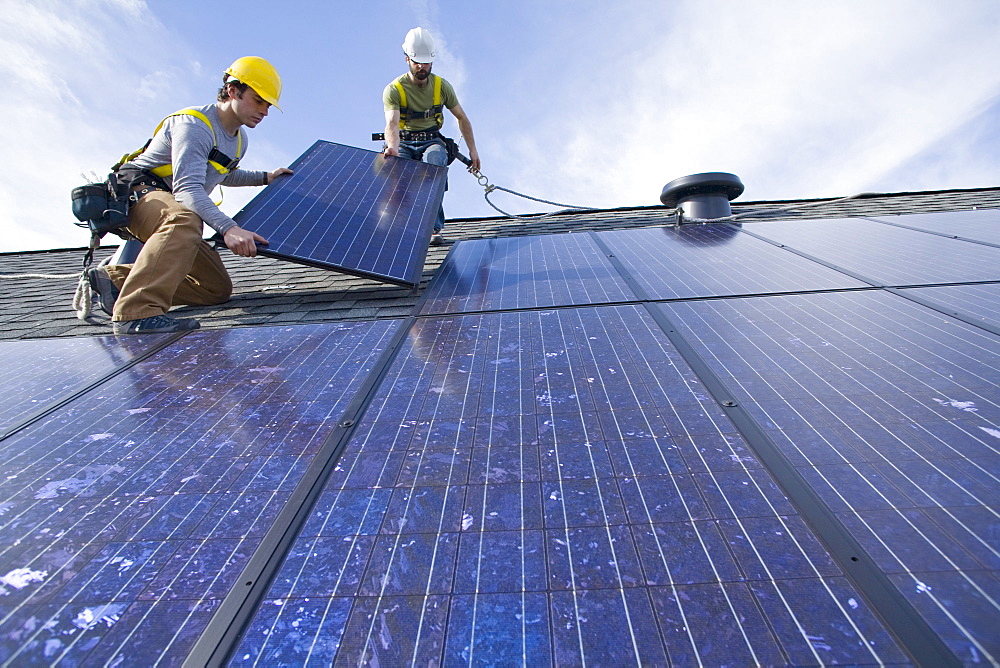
[661,172,744,221]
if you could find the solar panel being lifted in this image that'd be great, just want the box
[233,141,447,287]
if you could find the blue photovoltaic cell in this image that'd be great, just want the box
[234,140,446,287]
[745,217,1000,285]
[0,321,399,665]
[595,225,867,299]
[870,208,1000,245]
[234,305,906,666]
[902,283,1000,331]
[420,233,636,314]
[658,291,1000,663]
[0,334,170,435]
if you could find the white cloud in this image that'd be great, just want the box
[0,0,199,252]
[499,0,1000,211]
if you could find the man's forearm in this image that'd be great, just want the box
[384,122,400,152]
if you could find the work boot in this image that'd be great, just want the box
[430,232,446,246]
[87,266,120,316]
[113,314,200,335]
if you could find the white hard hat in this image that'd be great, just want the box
[402,27,435,63]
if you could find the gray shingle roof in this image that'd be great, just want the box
[2,186,998,341]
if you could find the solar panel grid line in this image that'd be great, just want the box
[579,307,892,665]
[286,148,394,266]
[399,315,486,663]
[467,311,534,665]
[571,307,767,662]
[755,327,996,559]
[667,295,1000,541]
[538,309,645,663]
[657,294,994,663]
[3,332,342,654]
[0,323,397,665]
[642,301,961,666]
[241,317,465,664]
[0,333,186,443]
[234,141,443,287]
[186,320,413,668]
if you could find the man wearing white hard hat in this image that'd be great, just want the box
[382,27,481,246]
[87,57,293,334]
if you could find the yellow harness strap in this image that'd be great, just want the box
[394,74,444,130]
[115,108,244,178]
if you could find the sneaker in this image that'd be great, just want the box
[87,266,120,316]
[113,314,200,335]
[430,232,446,246]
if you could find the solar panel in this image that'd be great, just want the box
[595,225,868,299]
[234,306,908,665]
[743,217,1000,285]
[901,283,1000,330]
[0,334,170,436]
[420,233,636,314]
[233,141,446,287]
[0,321,399,665]
[870,208,1000,245]
[658,291,1000,663]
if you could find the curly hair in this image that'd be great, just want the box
[217,75,250,103]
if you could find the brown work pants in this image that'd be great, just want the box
[105,191,232,322]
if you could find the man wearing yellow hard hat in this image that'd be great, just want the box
[382,27,481,246]
[88,56,293,335]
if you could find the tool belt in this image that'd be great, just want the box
[399,130,442,142]
[115,165,171,203]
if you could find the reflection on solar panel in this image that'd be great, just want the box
[234,141,446,287]
[0,334,170,435]
[0,321,398,665]
[420,233,636,314]
[871,208,1000,245]
[235,306,907,665]
[659,291,1000,663]
[744,218,1000,284]
[595,225,867,299]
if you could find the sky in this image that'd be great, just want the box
[2,0,999,253]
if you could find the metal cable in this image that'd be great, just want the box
[680,192,879,224]
[472,169,604,220]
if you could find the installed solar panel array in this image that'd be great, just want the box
[1,209,997,665]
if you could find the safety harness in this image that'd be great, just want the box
[393,74,444,132]
[114,108,244,177]
[72,108,243,268]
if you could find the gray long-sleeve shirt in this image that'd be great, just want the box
[129,103,268,235]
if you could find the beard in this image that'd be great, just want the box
[411,62,432,80]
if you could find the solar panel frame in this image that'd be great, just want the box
[233,140,447,287]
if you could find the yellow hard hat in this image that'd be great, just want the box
[224,56,282,110]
